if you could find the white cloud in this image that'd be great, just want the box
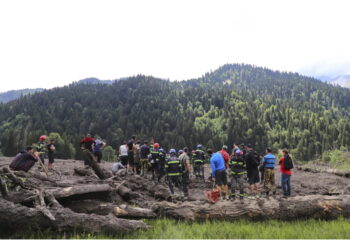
[0,0,349,91]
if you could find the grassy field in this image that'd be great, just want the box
[5,218,350,239]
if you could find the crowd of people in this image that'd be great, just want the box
[113,137,294,201]
[7,133,294,202]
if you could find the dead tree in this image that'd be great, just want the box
[153,195,350,221]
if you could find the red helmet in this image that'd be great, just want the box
[39,135,47,141]
[153,143,160,148]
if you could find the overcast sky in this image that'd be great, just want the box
[0,0,349,92]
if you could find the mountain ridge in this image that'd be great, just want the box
[1,63,349,161]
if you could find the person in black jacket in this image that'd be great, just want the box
[245,144,260,198]
[9,146,39,172]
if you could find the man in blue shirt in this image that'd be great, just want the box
[262,147,277,196]
[207,149,228,200]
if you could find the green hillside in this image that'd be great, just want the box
[0,64,349,160]
[0,88,44,103]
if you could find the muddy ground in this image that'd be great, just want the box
[1,156,349,202]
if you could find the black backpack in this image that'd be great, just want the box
[284,154,294,170]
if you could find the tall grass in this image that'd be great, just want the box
[5,218,350,239]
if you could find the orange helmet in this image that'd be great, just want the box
[153,143,160,148]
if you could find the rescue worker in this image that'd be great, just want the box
[228,151,247,201]
[165,149,182,196]
[193,144,205,180]
[150,143,161,181]
[33,135,47,164]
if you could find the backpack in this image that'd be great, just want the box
[284,154,294,170]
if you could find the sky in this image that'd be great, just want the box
[0,0,349,92]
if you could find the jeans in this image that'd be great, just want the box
[281,173,291,196]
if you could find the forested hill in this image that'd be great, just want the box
[0,88,44,103]
[0,64,350,161]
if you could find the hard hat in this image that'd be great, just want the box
[178,149,184,154]
[222,145,228,150]
[197,144,202,149]
[153,143,160,148]
[169,148,176,154]
[39,135,47,141]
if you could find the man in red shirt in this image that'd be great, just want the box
[279,149,292,198]
[219,145,230,169]
[80,134,96,166]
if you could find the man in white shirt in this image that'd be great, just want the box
[119,142,128,167]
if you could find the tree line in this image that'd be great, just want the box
[0,64,349,161]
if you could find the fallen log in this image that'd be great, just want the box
[74,167,94,177]
[66,199,156,219]
[84,150,108,180]
[153,195,350,221]
[0,197,148,235]
[48,184,112,199]
[297,165,350,178]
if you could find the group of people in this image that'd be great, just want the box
[80,134,107,164]
[208,144,293,201]
[114,138,294,201]
[116,139,192,197]
[6,132,293,202]
[9,135,56,172]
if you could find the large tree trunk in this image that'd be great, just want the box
[84,150,111,180]
[153,195,350,221]
[0,196,148,235]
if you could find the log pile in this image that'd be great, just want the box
[2,156,350,236]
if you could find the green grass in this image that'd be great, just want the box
[4,218,350,239]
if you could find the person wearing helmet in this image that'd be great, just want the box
[165,149,182,196]
[228,150,247,201]
[33,135,47,165]
[150,143,161,181]
[178,149,184,156]
[193,144,206,180]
